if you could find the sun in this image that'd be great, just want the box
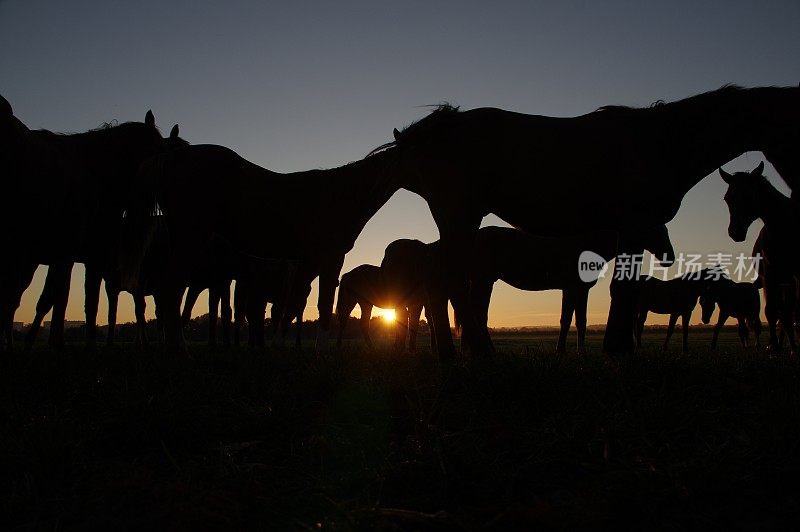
[382,309,396,323]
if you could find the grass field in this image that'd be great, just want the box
[2,328,800,530]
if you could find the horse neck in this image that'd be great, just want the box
[649,87,797,198]
[757,181,796,230]
[320,150,402,244]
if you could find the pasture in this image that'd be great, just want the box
[2,328,799,530]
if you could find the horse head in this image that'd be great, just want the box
[112,111,188,178]
[720,161,765,242]
[165,123,189,150]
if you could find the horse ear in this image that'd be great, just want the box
[752,161,765,176]
[169,124,179,139]
[719,167,733,183]
[393,128,400,141]
[145,110,155,128]
[0,95,11,117]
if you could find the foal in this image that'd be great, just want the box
[700,278,762,349]
[467,226,675,354]
[377,227,674,355]
[635,271,715,353]
[335,263,426,351]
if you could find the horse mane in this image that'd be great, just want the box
[367,103,460,156]
[595,84,750,115]
[37,119,162,138]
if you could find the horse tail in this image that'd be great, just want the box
[118,155,167,290]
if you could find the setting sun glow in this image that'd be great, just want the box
[382,310,396,323]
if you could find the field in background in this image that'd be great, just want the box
[2,329,799,529]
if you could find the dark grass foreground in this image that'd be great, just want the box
[2,332,800,530]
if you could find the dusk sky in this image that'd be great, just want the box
[2,1,798,327]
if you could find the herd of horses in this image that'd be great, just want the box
[1,84,798,360]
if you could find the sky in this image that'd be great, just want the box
[1,0,798,328]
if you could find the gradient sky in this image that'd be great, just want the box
[1,0,798,327]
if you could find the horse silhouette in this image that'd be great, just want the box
[464,226,674,355]
[379,227,673,356]
[22,125,188,350]
[335,263,426,351]
[635,271,716,353]
[700,278,762,349]
[0,99,179,351]
[375,85,800,359]
[721,162,798,354]
[120,143,402,353]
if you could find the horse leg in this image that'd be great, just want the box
[249,296,267,348]
[408,304,423,354]
[316,256,345,352]
[25,266,60,351]
[635,310,648,348]
[359,303,374,347]
[603,238,644,356]
[556,289,575,354]
[181,285,202,327]
[781,283,797,357]
[424,303,438,356]
[467,281,493,353]
[84,264,102,349]
[574,286,589,355]
[336,291,357,348]
[663,313,678,351]
[47,262,73,350]
[294,308,303,349]
[233,281,245,347]
[711,311,727,350]
[681,312,691,354]
[207,286,220,347]
[394,306,409,352]
[429,209,487,359]
[3,260,38,352]
[752,314,762,350]
[426,286,453,361]
[220,281,232,347]
[764,277,781,352]
[155,282,186,354]
[134,291,148,346]
[681,311,691,354]
[106,284,119,347]
[736,317,749,347]
[268,301,283,344]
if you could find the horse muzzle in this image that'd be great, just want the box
[728,225,747,242]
